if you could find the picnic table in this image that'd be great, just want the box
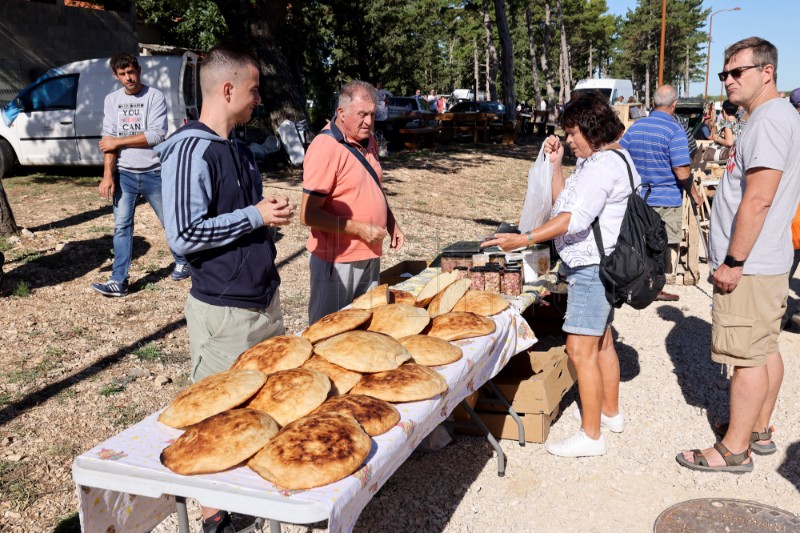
[72,282,537,533]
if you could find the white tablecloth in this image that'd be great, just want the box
[73,305,537,533]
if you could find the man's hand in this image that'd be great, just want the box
[98,175,114,200]
[354,221,388,245]
[388,222,405,250]
[99,136,119,153]
[256,196,295,227]
[713,264,743,293]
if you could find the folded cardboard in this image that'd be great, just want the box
[454,405,560,443]
[379,260,429,286]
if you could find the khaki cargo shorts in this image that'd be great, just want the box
[651,206,683,245]
[711,273,788,367]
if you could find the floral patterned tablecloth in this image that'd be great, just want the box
[73,277,536,533]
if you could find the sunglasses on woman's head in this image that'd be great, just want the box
[717,65,763,81]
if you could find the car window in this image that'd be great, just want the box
[417,98,431,112]
[26,75,79,112]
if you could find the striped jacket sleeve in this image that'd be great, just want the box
[161,137,264,256]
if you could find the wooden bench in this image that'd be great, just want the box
[397,127,438,150]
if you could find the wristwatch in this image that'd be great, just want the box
[527,232,535,246]
[723,255,746,268]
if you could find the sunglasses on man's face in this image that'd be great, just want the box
[717,65,763,82]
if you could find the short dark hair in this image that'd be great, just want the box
[723,37,778,83]
[721,100,738,116]
[200,43,260,96]
[560,91,624,149]
[109,53,139,73]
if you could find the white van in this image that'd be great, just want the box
[0,52,200,178]
[572,78,635,106]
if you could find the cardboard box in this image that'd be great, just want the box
[454,406,560,443]
[379,260,429,286]
[489,346,577,414]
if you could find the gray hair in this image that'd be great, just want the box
[338,81,378,110]
[653,85,678,108]
[724,37,778,83]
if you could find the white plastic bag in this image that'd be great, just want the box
[518,144,553,233]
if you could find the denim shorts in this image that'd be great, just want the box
[561,263,614,337]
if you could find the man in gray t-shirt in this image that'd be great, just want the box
[678,37,800,474]
[90,53,188,297]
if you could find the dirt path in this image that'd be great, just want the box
[0,142,797,532]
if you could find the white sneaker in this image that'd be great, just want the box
[572,408,625,433]
[546,429,607,457]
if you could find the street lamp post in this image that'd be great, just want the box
[704,6,741,100]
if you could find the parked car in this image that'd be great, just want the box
[572,78,635,106]
[674,97,711,139]
[446,100,506,116]
[386,96,433,118]
[0,52,201,179]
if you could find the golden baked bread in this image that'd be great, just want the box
[350,284,390,310]
[158,369,266,429]
[367,304,430,339]
[314,330,411,372]
[313,394,400,436]
[302,355,362,395]
[246,368,330,427]
[231,335,313,374]
[452,290,510,316]
[301,308,372,344]
[389,289,416,306]
[427,278,472,318]
[398,334,463,366]
[350,363,448,402]
[414,271,459,307]
[427,311,496,341]
[248,412,372,489]
[160,408,279,475]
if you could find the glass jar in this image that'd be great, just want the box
[488,253,506,268]
[454,266,469,280]
[441,252,473,273]
[502,267,522,296]
[469,267,485,291]
[484,265,501,293]
[472,253,489,267]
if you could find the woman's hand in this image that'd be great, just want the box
[481,233,528,252]
[543,135,564,165]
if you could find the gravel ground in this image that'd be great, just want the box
[1,139,797,532]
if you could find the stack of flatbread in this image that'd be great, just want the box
[301,308,372,343]
[231,335,313,373]
[428,311,496,341]
[350,284,390,310]
[246,368,331,427]
[367,304,429,339]
[452,290,510,316]
[351,363,448,402]
[398,335,463,366]
[302,356,362,395]
[313,394,400,436]
[314,330,410,372]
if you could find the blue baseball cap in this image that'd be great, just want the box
[790,88,800,107]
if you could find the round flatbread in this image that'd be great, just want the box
[158,369,267,429]
[452,290,510,316]
[231,335,313,374]
[427,278,472,318]
[313,394,400,436]
[246,368,331,427]
[350,284,390,310]
[398,334,463,366]
[350,363,448,403]
[427,311,496,341]
[314,330,411,373]
[160,408,279,475]
[301,308,372,344]
[367,304,430,339]
[302,356,362,395]
[248,412,372,490]
[414,271,459,307]
[389,289,416,306]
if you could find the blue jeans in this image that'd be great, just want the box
[111,169,186,283]
[561,263,614,337]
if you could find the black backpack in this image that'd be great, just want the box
[591,150,668,309]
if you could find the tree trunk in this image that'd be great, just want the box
[493,0,516,121]
[474,38,480,97]
[0,179,18,236]
[215,1,307,131]
[525,5,541,105]
[540,1,555,105]
[556,0,572,102]
[483,0,498,101]
[588,40,593,78]
[684,43,690,97]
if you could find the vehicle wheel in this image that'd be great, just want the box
[0,139,14,180]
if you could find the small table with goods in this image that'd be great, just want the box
[72,277,537,533]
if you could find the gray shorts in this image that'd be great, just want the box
[308,254,380,324]
[651,205,683,245]
[185,290,285,382]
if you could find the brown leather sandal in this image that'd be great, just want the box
[676,441,754,473]
[713,422,777,455]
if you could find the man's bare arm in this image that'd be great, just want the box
[300,193,387,245]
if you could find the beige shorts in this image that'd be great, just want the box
[711,274,788,367]
[651,206,683,245]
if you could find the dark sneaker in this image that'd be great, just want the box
[91,280,128,297]
[171,263,190,281]
[202,511,236,533]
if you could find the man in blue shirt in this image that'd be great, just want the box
[620,84,700,301]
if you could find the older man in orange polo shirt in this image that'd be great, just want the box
[301,81,405,323]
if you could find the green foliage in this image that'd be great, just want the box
[0,460,38,508]
[133,343,165,362]
[137,0,227,51]
[12,281,30,298]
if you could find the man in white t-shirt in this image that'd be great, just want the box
[678,37,800,473]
